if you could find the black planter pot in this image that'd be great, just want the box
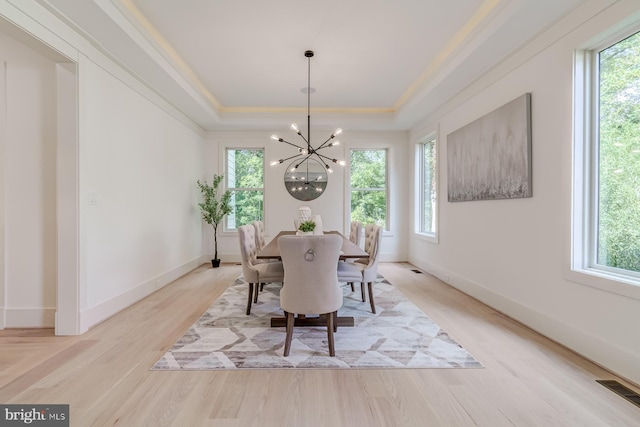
[211,259,221,268]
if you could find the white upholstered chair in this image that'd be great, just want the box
[252,220,267,251]
[349,221,363,247]
[344,221,363,291]
[251,220,273,266]
[337,224,383,313]
[237,225,284,315]
[278,234,343,357]
[312,214,323,235]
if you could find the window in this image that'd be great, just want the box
[574,29,640,281]
[350,149,387,229]
[226,148,264,230]
[418,136,437,235]
[594,31,640,275]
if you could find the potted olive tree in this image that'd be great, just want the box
[197,174,232,268]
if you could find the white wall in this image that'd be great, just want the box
[1,7,209,332]
[409,0,640,385]
[205,130,409,263]
[1,32,58,327]
[78,57,206,331]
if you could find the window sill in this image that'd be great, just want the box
[565,267,640,302]
[414,232,438,244]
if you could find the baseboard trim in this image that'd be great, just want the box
[79,255,208,332]
[408,256,640,386]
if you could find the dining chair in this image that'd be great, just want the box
[252,220,273,265]
[237,224,284,315]
[343,221,363,291]
[251,220,272,292]
[337,224,383,314]
[252,220,267,251]
[349,221,363,247]
[312,214,323,235]
[278,234,343,357]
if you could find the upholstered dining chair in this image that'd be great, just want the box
[237,224,284,315]
[251,220,272,293]
[349,221,363,247]
[337,224,383,314]
[251,220,273,265]
[344,221,363,291]
[312,215,323,235]
[252,220,267,251]
[278,234,343,357]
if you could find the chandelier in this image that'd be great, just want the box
[270,50,345,174]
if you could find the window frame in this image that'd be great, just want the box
[224,147,265,232]
[415,133,438,242]
[570,26,640,300]
[348,148,389,231]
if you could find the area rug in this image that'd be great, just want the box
[151,274,483,370]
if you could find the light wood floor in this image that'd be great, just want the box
[1,262,639,426]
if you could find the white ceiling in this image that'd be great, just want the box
[36,0,587,131]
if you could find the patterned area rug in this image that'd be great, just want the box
[151,274,483,370]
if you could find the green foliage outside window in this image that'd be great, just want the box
[350,150,387,228]
[421,140,436,234]
[227,149,264,229]
[597,31,640,272]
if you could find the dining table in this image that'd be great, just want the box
[256,230,369,328]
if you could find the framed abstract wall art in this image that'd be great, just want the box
[447,93,532,202]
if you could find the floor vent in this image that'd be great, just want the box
[597,380,640,408]
[411,269,423,274]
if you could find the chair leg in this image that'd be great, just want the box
[360,282,366,302]
[253,283,260,303]
[327,311,335,357]
[333,311,338,332]
[284,312,295,356]
[349,282,354,292]
[367,282,376,314]
[246,283,254,315]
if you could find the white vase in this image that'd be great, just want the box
[298,206,311,222]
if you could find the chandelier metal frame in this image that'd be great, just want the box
[270,50,345,174]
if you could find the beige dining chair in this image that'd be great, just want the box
[237,224,284,315]
[312,214,323,234]
[337,224,383,314]
[278,234,343,357]
[349,221,363,247]
[252,220,274,265]
[252,220,267,251]
[252,220,272,292]
[344,221,363,291]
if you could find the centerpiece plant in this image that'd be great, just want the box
[298,220,316,234]
[197,174,232,267]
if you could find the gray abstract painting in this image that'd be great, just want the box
[447,93,532,202]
